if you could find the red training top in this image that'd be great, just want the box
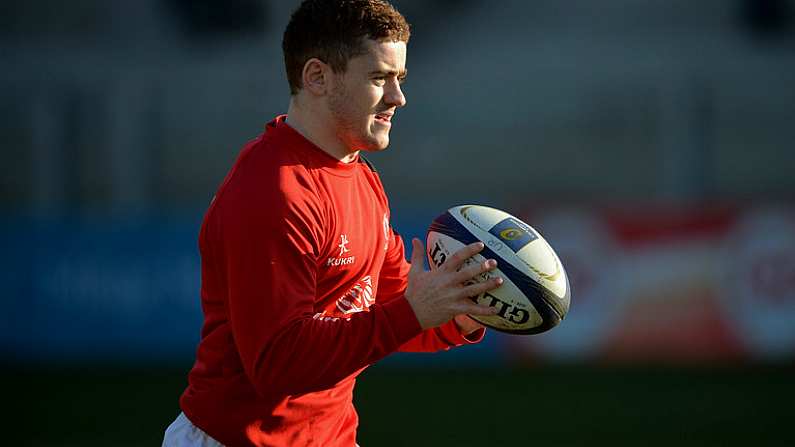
[180,116,483,446]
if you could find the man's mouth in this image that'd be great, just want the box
[374,112,393,123]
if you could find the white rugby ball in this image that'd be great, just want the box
[426,205,571,334]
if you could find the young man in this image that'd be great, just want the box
[163,1,502,445]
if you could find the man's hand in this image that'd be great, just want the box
[404,238,502,330]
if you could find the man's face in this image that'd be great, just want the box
[327,39,407,152]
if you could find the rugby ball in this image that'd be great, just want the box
[426,205,570,334]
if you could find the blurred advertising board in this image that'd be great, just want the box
[0,215,204,363]
[508,204,795,364]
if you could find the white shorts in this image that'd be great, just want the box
[162,411,362,447]
[162,412,224,447]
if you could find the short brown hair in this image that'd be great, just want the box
[282,0,410,95]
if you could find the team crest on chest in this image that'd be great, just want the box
[383,213,390,251]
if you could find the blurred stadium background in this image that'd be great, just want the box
[2,0,794,445]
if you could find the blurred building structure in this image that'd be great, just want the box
[2,0,793,213]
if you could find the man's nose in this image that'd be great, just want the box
[385,82,406,108]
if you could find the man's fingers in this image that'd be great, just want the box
[453,258,498,284]
[409,238,426,275]
[461,277,503,298]
[459,302,499,317]
[441,241,485,272]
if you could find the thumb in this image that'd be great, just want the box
[409,238,426,276]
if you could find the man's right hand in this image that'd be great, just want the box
[404,238,503,330]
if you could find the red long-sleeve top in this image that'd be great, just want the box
[180,116,483,446]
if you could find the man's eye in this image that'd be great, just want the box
[373,78,386,85]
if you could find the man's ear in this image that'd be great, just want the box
[302,58,333,96]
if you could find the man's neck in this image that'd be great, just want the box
[286,99,359,164]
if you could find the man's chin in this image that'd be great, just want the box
[360,135,390,152]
